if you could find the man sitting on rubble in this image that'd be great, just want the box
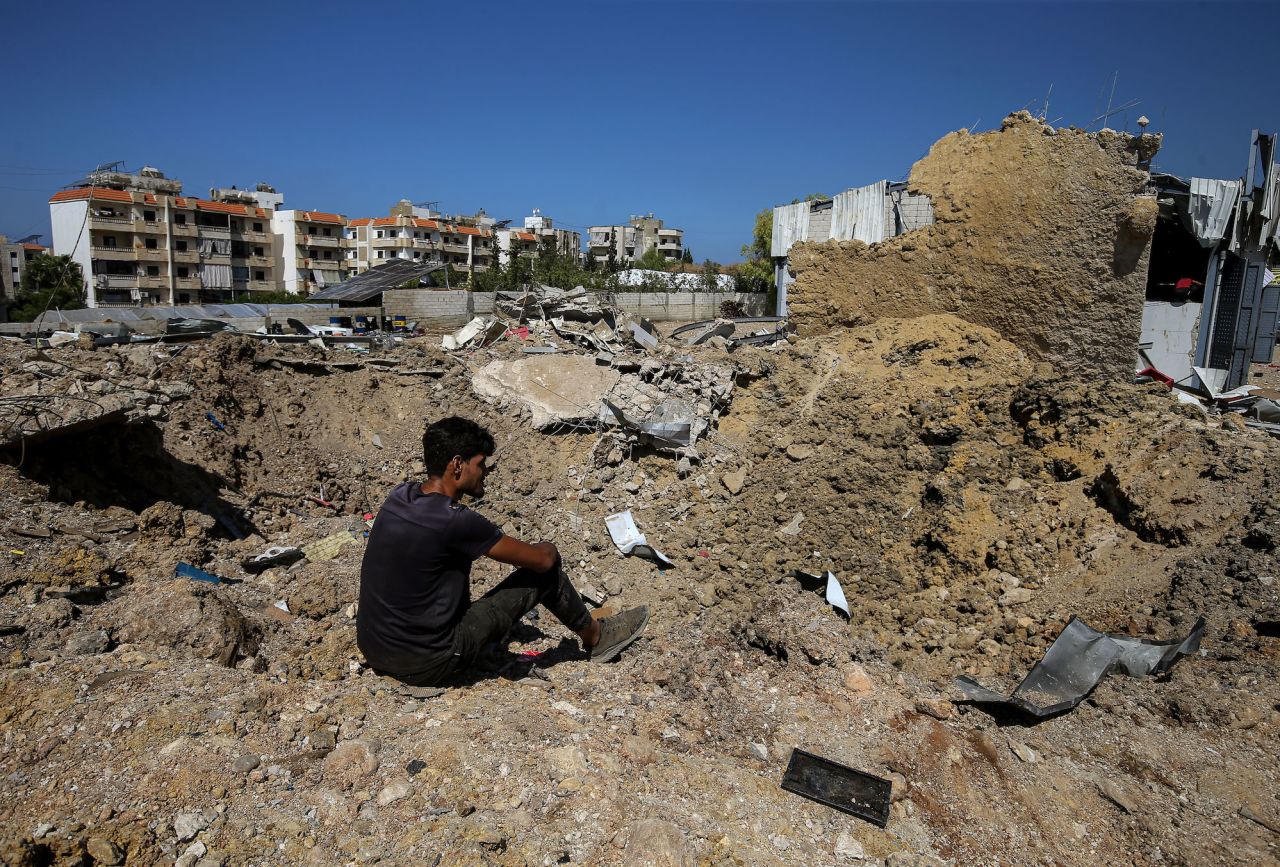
[358,416,649,686]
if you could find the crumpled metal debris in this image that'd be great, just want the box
[954,615,1206,719]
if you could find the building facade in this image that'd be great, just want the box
[1,236,48,302]
[48,168,280,307]
[271,209,347,295]
[497,210,582,266]
[343,201,497,280]
[587,214,683,265]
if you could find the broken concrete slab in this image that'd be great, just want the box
[472,355,621,430]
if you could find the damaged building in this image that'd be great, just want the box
[772,112,1277,387]
[1142,130,1280,392]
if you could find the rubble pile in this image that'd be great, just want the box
[0,307,1278,865]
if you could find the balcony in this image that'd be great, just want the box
[90,215,131,227]
[133,219,166,233]
[135,247,168,261]
[171,222,198,236]
[197,224,231,237]
[247,254,272,266]
[97,300,144,308]
[235,229,271,243]
[247,280,277,291]
[139,275,169,289]
[298,234,339,248]
[441,242,469,255]
[91,246,135,260]
[172,249,199,263]
[175,277,201,291]
[96,275,139,289]
[370,236,410,248]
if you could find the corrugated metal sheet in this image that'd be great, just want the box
[310,259,444,302]
[1188,177,1240,246]
[34,303,336,324]
[829,181,889,245]
[771,203,810,258]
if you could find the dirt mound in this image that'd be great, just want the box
[1,324,1278,865]
[787,112,1162,380]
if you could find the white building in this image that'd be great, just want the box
[588,214,683,265]
[50,167,279,307]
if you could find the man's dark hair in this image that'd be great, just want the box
[422,416,495,476]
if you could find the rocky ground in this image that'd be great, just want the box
[0,320,1277,866]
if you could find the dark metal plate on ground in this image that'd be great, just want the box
[780,749,892,827]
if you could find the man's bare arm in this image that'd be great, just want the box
[486,535,559,573]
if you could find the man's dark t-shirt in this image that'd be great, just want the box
[357,483,502,675]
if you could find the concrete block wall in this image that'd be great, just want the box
[382,290,769,328]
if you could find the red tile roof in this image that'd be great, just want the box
[195,199,250,215]
[347,218,372,227]
[371,216,398,227]
[22,243,47,251]
[49,187,132,204]
[514,231,536,241]
[412,218,438,229]
[143,194,157,205]
[456,226,490,236]
[299,210,343,224]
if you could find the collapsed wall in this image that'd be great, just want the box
[787,111,1162,380]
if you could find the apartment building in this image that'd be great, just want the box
[48,167,280,307]
[343,201,497,279]
[496,209,582,266]
[587,214,683,265]
[271,209,347,295]
[1,236,48,301]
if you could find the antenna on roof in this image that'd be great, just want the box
[16,234,42,245]
[414,201,439,211]
[92,160,126,174]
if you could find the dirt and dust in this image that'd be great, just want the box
[787,112,1164,381]
[0,319,1277,866]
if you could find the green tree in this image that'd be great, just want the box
[11,254,86,322]
[632,246,671,272]
[680,248,693,264]
[699,259,722,293]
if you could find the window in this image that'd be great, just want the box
[146,265,159,276]
[177,266,189,278]
[175,240,188,252]
[232,220,242,232]
[377,250,386,259]
[252,246,263,256]
[174,214,187,225]
[413,251,421,259]
[145,238,157,250]
[322,227,331,236]
[143,210,156,222]
[254,270,265,281]
[375,230,384,239]
[322,251,332,260]
[178,293,191,304]
[102,236,117,248]
[253,222,263,232]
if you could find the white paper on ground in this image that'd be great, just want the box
[824,571,850,617]
[605,511,674,567]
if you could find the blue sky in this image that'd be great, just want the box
[2,1,1276,262]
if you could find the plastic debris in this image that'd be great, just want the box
[955,615,1206,719]
[301,530,360,562]
[241,546,304,575]
[175,562,224,584]
[605,511,674,567]
[205,412,226,432]
[780,749,892,828]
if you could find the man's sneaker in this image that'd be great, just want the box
[589,606,649,663]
